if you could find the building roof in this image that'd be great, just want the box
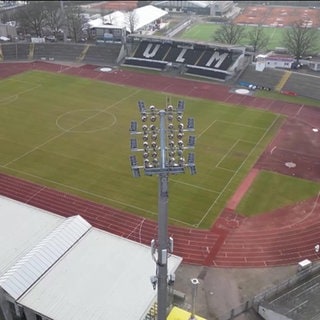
[0,215,91,300]
[0,196,63,277]
[88,5,168,33]
[0,196,182,320]
[260,268,320,320]
[153,1,211,8]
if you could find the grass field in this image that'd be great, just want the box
[178,23,320,52]
[1,70,318,228]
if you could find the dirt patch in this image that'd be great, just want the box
[234,5,320,27]
[226,168,259,210]
[255,118,320,181]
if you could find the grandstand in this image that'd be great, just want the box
[282,72,320,101]
[123,36,246,81]
[237,64,320,100]
[237,64,286,89]
[0,42,123,66]
[256,264,320,320]
[0,43,30,60]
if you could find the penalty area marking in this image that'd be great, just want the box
[56,109,117,133]
[270,146,277,154]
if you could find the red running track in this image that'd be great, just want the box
[1,173,319,267]
[1,61,320,267]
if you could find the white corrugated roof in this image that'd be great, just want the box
[88,5,168,32]
[0,215,91,299]
[0,196,63,277]
[0,195,182,320]
[18,228,182,320]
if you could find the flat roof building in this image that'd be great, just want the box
[0,196,182,320]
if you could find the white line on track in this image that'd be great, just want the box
[1,165,194,227]
[270,146,277,154]
[295,104,304,117]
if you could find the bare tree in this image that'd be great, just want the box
[283,19,318,62]
[127,11,139,34]
[246,25,269,54]
[43,1,64,37]
[213,22,246,45]
[64,3,84,42]
[13,1,48,36]
[0,10,13,24]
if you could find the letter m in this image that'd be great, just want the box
[206,51,229,68]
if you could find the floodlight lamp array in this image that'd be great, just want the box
[129,100,196,177]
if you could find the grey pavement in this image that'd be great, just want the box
[174,263,298,320]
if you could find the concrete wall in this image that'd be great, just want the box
[258,305,292,320]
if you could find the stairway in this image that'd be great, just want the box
[275,70,291,92]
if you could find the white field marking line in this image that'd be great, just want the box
[216,166,236,173]
[1,165,196,228]
[215,139,240,168]
[0,83,41,105]
[197,120,217,139]
[169,178,220,194]
[55,109,117,133]
[0,95,18,105]
[270,27,277,40]
[217,119,267,130]
[1,165,158,216]
[198,119,266,140]
[216,139,257,171]
[3,89,141,167]
[195,114,281,227]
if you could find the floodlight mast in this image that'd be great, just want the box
[129,100,196,320]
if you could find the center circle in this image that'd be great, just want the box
[56,109,117,133]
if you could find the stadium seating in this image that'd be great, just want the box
[123,39,245,81]
[0,42,122,66]
[0,43,30,60]
[33,43,85,62]
[83,43,122,65]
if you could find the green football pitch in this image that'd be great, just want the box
[178,23,320,52]
[0,70,284,228]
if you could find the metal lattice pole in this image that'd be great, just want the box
[129,100,196,320]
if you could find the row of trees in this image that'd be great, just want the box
[213,21,319,62]
[1,1,318,61]
[1,1,87,42]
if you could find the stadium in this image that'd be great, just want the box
[1,1,320,320]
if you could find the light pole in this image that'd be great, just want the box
[129,99,196,320]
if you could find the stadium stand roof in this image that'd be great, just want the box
[0,196,182,320]
[258,270,320,320]
[153,1,211,8]
[87,5,168,33]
